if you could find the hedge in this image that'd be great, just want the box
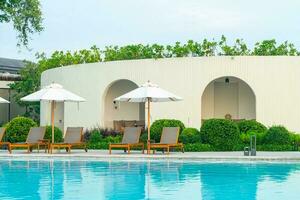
[179,128,201,144]
[200,119,240,150]
[150,119,185,142]
[263,126,291,145]
[240,131,266,145]
[4,117,37,142]
[44,126,63,143]
[184,143,213,151]
[237,120,267,133]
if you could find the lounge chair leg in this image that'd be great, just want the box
[167,146,170,155]
[8,144,11,154]
[68,147,71,153]
[84,146,88,152]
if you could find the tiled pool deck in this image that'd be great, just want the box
[0,150,300,161]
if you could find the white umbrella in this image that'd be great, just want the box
[0,97,9,103]
[114,81,182,154]
[21,83,85,143]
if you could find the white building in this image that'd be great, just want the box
[40,56,300,133]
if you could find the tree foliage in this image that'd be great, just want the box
[10,46,101,120]
[0,0,43,47]
[253,39,298,56]
[10,36,300,120]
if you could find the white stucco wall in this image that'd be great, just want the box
[40,56,300,133]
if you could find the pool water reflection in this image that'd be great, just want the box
[0,160,299,200]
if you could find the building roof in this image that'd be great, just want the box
[0,57,25,74]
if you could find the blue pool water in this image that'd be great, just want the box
[0,159,300,200]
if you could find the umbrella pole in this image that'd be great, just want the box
[51,100,55,144]
[147,98,150,154]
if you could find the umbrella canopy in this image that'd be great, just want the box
[21,83,85,144]
[0,97,9,103]
[114,81,182,154]
[115,81,182,102]
[21,83,85,102]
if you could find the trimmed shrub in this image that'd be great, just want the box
[84,127,122,142]
[184,143,213,152]
[150,119,185,142]
[4,117,37,142]
[263,126,291,145]
[44,126,63,143]
[101,135,122,144]
[179,128,201,144]
[240,131,266,145]
[88,130,102,143]
[140,131,148,143]
[237,120,267,133]
[290,133,300,146]
[84,129,102,143]
[87,142,109,149]
[257,144,294,151]
[200,119,240,150]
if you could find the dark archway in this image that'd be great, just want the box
[103,79,145,129]
[201,76,256,121]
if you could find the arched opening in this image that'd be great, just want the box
[103,79,145,130]
[201,76,256,122]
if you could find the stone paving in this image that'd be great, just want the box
[0,150,300,161]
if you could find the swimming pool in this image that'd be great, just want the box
[0,159,299,200]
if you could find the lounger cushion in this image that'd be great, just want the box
[26,127,46,143]
[64,127,83,143]
[160,127,180,144]
[121,127,142,144]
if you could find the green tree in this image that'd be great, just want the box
[0,0,43,46]
[219,35,250,56]
[252,39,299,56]
[10,46,101,120]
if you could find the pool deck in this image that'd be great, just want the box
[0,150,300,161]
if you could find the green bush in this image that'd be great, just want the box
[101,135,122,143]
[184,143,213,151]
[140,131,148,143]
[257,144,294,151]
[263,126,291,145]
[87,142,109,149]
[87,130,103,143]
[237,120,267,133]
[179,128,201,144]
[44,126,63,143]
[200,119,240,150]
[4,117,37,142]
[240,131,266,145]
[290,133,300,146]
[150,119,185,142]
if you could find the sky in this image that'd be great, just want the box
[1,0,300,61]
